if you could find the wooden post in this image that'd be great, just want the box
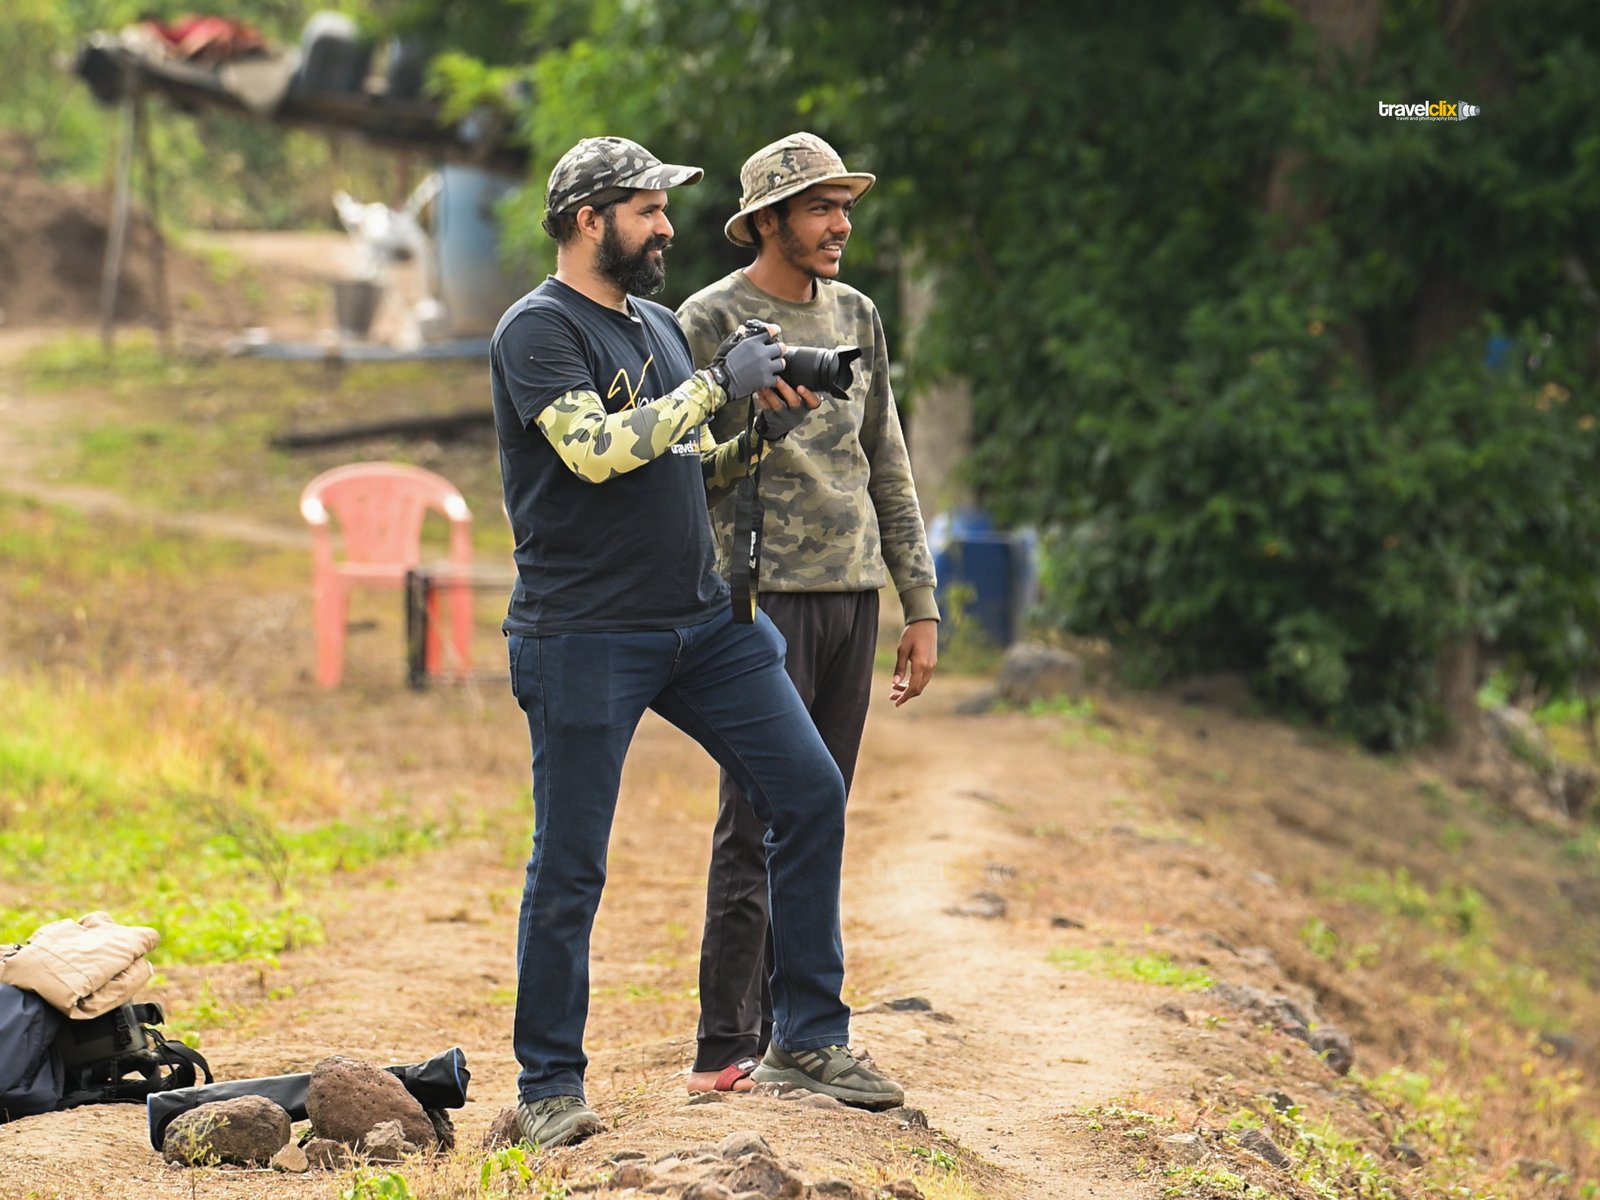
[135,92,171,353]
[99,79,139,355]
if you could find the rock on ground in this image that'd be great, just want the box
[306,1055,437,1151]
[161,1095,291,1167]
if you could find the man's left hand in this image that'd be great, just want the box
[753,378,819,442]
[890,619,938,707]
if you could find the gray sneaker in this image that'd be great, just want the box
[749,1044,905,1110]
[515,1095,604,1149]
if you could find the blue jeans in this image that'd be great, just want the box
[507,606,850,1102]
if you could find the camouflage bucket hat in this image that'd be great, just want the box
[545,136,703,217]
[724,132,876,247]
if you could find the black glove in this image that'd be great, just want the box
[708,329,784,399]
[710,319,771,364]
[753,402,812,443]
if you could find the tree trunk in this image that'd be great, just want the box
[899,256,973,525]
[1436,630,1481,753]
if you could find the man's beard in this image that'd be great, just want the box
[775,214,837,280]
[598,216,669,296]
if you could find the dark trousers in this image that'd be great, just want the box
[507,604,850,1103]
[694,590,879,1072]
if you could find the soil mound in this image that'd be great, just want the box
[0,141,256,333]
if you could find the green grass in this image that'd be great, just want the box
[16,332,512,557]
[0,669,447,965]
[21,330,172,386]
[1326,867,1571,1035]
[1048,945,1214,990]
[1160,1166,1286,1198]
[1159,1057,1600,1200]
[1202,1081,1486,1200]
[0,490,255,582]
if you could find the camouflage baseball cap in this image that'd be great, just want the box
[725,132,876,247]
[545,136,703,217]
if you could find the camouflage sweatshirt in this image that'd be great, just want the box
[678,271,938,622]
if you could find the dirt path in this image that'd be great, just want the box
[2,667,1197,1199]
[0,309,1235,1198]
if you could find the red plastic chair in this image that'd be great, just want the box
[299,462,474,687]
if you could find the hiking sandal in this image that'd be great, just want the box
[687,1057,760,1094]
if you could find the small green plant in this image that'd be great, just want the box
[184,979,248,1030]
[1024,694,1097,719]
[197,243,247,286]
[906,1145,959,1171]
[1049,945,1213,990]
[343,1170,414,1200]
[867,1144,988,1200]
[1338,868,1487,937]
[480,1145,533,1192]
[1077,1103,1169,1140]
[22,330,170,387]
[1299,917,1339,961]
[164,1109,225,1168]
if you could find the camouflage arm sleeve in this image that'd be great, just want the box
[701,428,764,502]
[534,372,723,483]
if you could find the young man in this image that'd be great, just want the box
[677,132,939,1094]
[489,135,905,1149]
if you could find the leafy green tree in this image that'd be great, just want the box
[428,0,1600,748]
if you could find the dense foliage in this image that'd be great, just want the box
[10,0,1598,747]
[443,0,1600,748]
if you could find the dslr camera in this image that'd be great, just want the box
[730,318,862,399]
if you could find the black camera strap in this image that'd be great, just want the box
[729,398,764,624]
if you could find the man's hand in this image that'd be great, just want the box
[708,320,780,393]
[753,377,820,442]
[711,319,779,363]
[890,619,938,707]
[709,330,785,400]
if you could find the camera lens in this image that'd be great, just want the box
[781,345,862,399]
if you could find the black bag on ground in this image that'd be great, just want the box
[0,983,65,1122]
[55,1000,212,1110]
[145,1046,469,1151]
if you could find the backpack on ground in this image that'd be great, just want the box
[0,983,65,1121]
[54,1000,212,1110]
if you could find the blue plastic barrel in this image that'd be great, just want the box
[928,507,1035,646]
[429,166,525,337]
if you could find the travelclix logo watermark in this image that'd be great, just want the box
[1378,100,1480,121]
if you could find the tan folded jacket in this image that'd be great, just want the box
[0,911,159,1018]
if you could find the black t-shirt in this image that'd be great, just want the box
[490,277,728,635]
